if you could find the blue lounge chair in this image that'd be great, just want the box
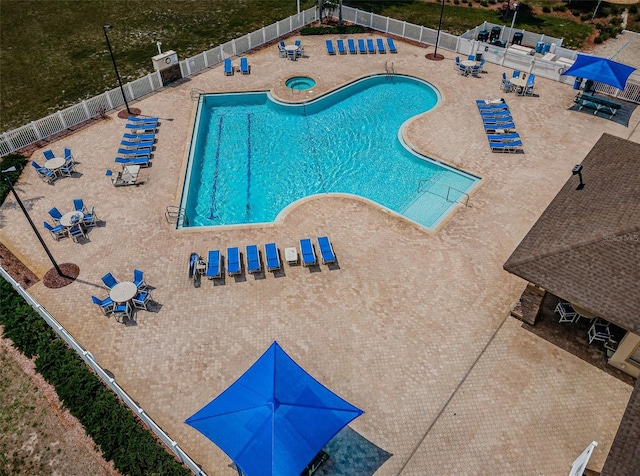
[480,111,512,119]
[120,140,154,149]
[264,243,280,272]
[482,115,514,124]
[524,74,536,96]
[246,245,261,274]
[48,207,63,223]
[240,57,250,74]
[325,39,335,55]
[347,39,357,54]
[376,38,386,53]
[188,253,200,279]
[483,122,515,132]
[206,250,222,279]
[123,133,156,141]
[357,39,366,54]
[227,247,241,276]
[92,295,115,315]
[224,58,233,76]
[387,37,397,53]
[336,39,346,55]
[43,221,67,241]
[366,39,375,54]
[101,272,119,290]
[43,149,56,160]
[128,116,158,123]
[475,99,506,106]
[300,238,317,267]
[490,140,523,153]
[117,147,152,156]
[115,157,150,167]
[125,123,157,132]
[317,236,336,265]
[486,132,521,142]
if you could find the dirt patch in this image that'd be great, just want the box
[0,241,39,289]
[0,336,119,476]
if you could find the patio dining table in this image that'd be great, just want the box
[44,157,66,175]
[284,44,299,60]
[510,76,528,95]
[109,281,137,322]
[60,211,84,228]
[461,60,476,75]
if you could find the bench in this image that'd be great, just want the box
[508,44,534,55]
[574,93,621,118]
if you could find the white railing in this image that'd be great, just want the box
[0,267,206,476]
[2,6,638,157]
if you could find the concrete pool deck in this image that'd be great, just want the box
[1,33,638,474]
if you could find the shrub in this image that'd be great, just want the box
[453,0,460,5]
[580,13,591,22]
[594,36,604,44]
[0,279,191,476]
[542,6,551,13]
[553,5,567,12]
[488,0,496,4]
[300,25,365,35]
[0,153,27,205]
[630,5,638,14]
[571,9,581,16]
[480,0,488,6]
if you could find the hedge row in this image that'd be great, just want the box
[0,258,191,474]
[300,25,366,35]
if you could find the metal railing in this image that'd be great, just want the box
[0,266,206,476]
[417,178,470,207]
[2,6,639,157]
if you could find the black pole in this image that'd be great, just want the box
[1,170,65,277]
[433,0,445,58]
[103,25,132,115]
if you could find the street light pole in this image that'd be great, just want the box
[427,0,446,60]
[507,3,519,45]
[1,166,66,277]
[103,25,132,115]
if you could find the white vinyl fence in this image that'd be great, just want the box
[1,6,639,157]
[0,266,206,476]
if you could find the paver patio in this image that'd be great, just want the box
[1,34,638,474]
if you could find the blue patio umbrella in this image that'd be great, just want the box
[561,53,636,90]
[185,342,364,476]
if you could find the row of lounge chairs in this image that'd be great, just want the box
[114,116,159,171]
[224,57,250,75]
[188,237,337,285]
[475,99,523,153]
[326,38,397,55]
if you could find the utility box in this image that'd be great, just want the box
[152,50,178,71]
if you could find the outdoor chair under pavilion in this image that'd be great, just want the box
[555,301,579,323]
[588,319,611,344]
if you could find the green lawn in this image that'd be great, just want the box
[0,0,602,132]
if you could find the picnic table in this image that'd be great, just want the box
[574,93,621,118]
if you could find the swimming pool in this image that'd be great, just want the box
[180,74,479,229]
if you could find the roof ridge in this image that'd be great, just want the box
[506,225,640,268]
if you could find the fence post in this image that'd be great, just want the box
[386,17,389,33]
[232,39,237,56]
[126,83,134,102]
[57,111,68,130]
[262,26,266,44]
[2,132,16,152]
[402,21,406,38]
[148,73,155,91]
[31,122,42,140]
[81,100,91,119]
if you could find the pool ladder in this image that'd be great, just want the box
[165,206,187,226]
[385,61,396,75]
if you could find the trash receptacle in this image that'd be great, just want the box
[477,30,489,42]
[573,77,583,90]
[490,26,502,42]
[512,32,523,45]
[475,52,483,62]
[541,42,551,54]
[535,41,544,54]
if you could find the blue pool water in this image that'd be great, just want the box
[180,74,479,229]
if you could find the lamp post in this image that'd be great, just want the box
[427,0,445,61]
[1,166,66,277]
[103,25,132,115]
[507,3,519,45]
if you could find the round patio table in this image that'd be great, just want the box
[109,281,138,303]
[60,211,84,228]
[44,157,65,171]
[284,44,299,60]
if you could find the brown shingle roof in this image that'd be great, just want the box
[503,133,640,333]
[600,378,640,476]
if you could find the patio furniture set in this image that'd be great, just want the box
[91,270,151,323]
[43,198,97,242]
[501,70,536,96]
[31,147,77,183]
[188,236,337,286]
[475,99,523,153]
[279,40,305,60]
[325,37,397,55]
[554,301,618,350]
[455,55,485,77]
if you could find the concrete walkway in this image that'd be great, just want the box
[0,34,637,474]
